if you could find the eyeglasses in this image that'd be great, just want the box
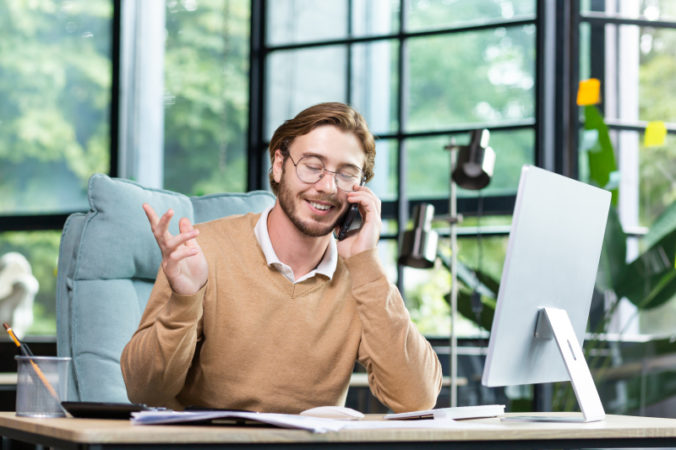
[288,154,364,191]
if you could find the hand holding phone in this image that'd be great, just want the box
[336,179,365,240]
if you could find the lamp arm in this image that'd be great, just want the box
[436,251,496,299]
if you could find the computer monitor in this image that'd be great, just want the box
[481,165,611,422]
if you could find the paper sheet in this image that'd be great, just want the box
[131,410,486,433]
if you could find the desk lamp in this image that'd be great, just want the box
[398,129,495,407]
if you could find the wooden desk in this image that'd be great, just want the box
[2,411,676,449]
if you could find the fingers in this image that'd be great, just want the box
[163,243,201,268]
[347,185,381,216]
[142,203,160,226]
[179,216,195,233]
[143,203,199,253]
[143,203,174,237]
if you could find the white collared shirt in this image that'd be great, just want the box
[254,206,338,284]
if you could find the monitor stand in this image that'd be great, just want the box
[505,307,606,423]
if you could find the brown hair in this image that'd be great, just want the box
[268,102,375,195]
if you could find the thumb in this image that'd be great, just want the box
[178,217,194,233]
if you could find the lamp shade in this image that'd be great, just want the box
[398,203,438,268]
[451,129,496,190]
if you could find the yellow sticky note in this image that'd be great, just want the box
[644,121,667,147]
[577,78,601,105]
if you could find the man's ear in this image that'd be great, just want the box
[272,149,284,184]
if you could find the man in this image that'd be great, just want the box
[121,102,442,413]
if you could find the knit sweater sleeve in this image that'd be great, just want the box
[120,266,205,408]
[347,248,442,413]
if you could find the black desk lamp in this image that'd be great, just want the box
[398,128,495,407]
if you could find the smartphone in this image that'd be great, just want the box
[336,179,365,240]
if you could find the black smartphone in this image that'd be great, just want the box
[336,179,365,240]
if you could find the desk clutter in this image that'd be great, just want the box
[57,400,505,433]
[129,408,496,433]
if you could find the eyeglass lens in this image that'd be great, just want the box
[295,156,362,190]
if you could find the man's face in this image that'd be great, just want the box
[272,125,366,237]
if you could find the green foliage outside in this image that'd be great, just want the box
[0,1,111,215]
[0,1,112,335]
[164,0,250,196]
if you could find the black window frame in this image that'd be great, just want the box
[248,0,554,294]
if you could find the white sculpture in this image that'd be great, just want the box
[0,252,38,338]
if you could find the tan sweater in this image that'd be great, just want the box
[121,213,441,413]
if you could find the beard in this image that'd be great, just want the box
[277,169,344,237]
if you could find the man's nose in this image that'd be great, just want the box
[314,171,338,193]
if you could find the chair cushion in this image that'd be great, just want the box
[57,174,275,402]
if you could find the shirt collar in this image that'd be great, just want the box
[254,205,337,283]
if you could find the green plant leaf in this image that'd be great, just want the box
[616,241,676,309]
[596,206,627,292]
[643,200,676,251]
[613,200,676,309]
[456,288,495,331]
[584,105,619,205]
[437,252,498,331]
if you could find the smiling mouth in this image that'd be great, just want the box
[308,200,334,212]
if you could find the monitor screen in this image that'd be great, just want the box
[481,165,610,421]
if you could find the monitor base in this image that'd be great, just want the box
[534,307,606,422]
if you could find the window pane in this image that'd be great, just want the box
[265,46,347,140]
[405,129,533,200]
[405,135,451,200]
[406,0,535,32]
[266,0,347,45]
[0,2,112,215]
[592,24,676,125]
[0,231,61,336]
[581,129,676,229]
[637,134,676,226]
[406,25,536,132]
[639,27,676,123]
[582,0,676,21]
[370,139,398,202]
[351,40,399,135]
[402,231,508,337]
[164,0,250,195]
[352,0,400,37]
[403,264,451,335]
[378,238,399,284]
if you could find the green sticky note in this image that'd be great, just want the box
[644,121,667,147]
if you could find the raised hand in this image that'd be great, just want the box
[336,184,382,259]
[143,203,208,295]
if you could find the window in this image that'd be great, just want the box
[163,0,251,195]
[578,0,676,335]
[0,1,113,334]
[254,0,537,336]
[120,0,252,195]
[0,0,252,335]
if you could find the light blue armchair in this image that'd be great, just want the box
[56,174,275,402]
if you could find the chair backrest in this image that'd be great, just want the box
[56,174,275,402]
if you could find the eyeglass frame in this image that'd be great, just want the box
[284,152,365,191]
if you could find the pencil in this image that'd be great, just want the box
[3,322,60,401]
